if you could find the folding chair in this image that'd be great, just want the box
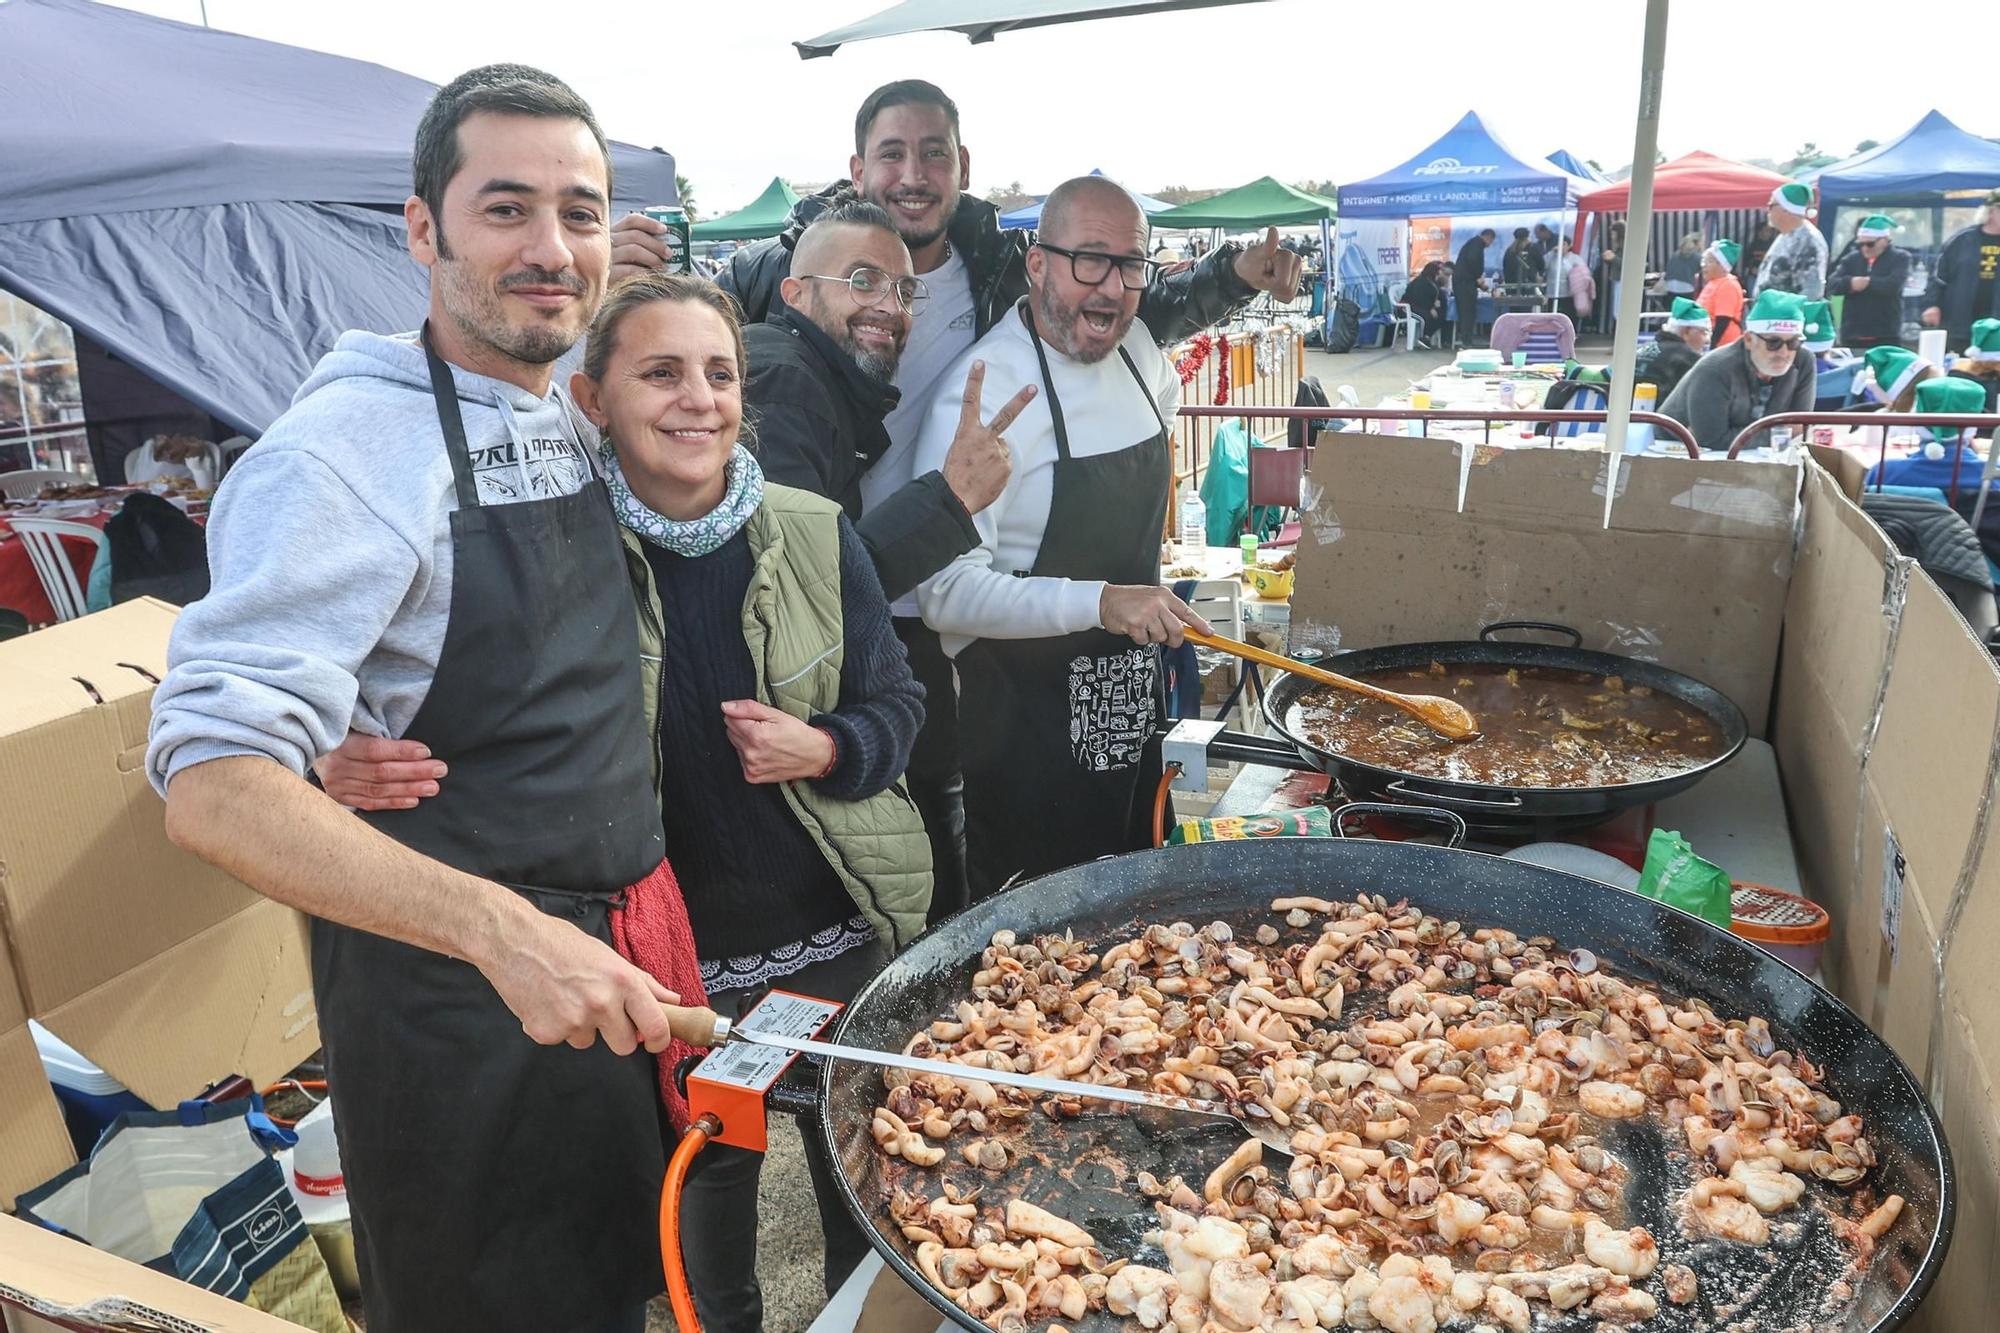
[8,518,106,622]
[1389,283,1426,352]
[1247,445,1308,548]
[0,469,88,501]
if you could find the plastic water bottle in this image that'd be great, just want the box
[1626,383,1657,454]
[1178,486,1207,553]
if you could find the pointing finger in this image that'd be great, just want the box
[984,382,1038,435]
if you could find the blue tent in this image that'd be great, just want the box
[1814,110,2000,205]
[1338,112,1580,217]
[998,170,1173,230]
[0,0,677,446]
[1546,149,1606,183]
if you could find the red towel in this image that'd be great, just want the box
[610,858,709,1133]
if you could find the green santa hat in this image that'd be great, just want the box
[1968,318,2000,363]
[1864,346,1933,403]
[1744,289,1807,338]
[1704,238,1741,270]
[1855,214,1899,240]
[1770,181,1816,217]
[1801,301,1837,352]
[1664,297,1710,331]
[1914,377,1987,450]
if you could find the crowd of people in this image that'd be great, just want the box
[140,65,1308,1333]
[1650,184,2000,453]
[1430,179,2000,455]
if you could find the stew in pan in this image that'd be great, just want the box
[1291,663,1726,788]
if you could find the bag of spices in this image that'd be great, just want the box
[1168,806,1333,845]
[1632,828,1732,928]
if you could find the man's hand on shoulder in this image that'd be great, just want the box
[1232,227,1304,303]
[610,212,673,283]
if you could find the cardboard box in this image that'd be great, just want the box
[1291,435,2000,1328]
[0,1214,308,1331]
[0,600,318,1208]
[1293,436,1798,730]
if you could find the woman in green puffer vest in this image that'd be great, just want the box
[573,272,934,1328]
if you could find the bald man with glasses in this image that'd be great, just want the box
[744,200,1035,600]
[911,176,1214,899]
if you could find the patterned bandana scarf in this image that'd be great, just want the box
[600,440,764,557]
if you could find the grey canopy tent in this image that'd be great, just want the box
[0,0,677,469]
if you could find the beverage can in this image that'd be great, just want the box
[640,205,693,274]
[1239,534,1259,566]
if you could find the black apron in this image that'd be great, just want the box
[957,314,1172,899]
[313,333,669,1333]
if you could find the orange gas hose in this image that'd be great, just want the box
[1152,762,1183,847]
[661,1113,720,1332]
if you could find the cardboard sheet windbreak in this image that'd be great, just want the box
[1292,435,1799,731]
[0,601,318,1209]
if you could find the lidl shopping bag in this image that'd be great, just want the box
[15,1099,345,1333]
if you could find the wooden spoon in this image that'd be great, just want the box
[1183,626,1480,742]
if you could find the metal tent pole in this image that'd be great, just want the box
[1601,0,1670,486]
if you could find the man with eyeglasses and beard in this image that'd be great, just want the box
[610,80,1297,922]
[741,201,1035,601]
[910,176,1214,900]
[1661,289,1819,454]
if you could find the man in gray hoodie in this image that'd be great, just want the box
[146,66,678,1333]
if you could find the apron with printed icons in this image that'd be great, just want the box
[955,311,1173,899]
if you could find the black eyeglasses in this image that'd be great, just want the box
[798,267,928,314]
[1033,240,1162,291]
[1753,334,1804,352]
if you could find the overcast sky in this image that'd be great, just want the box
[111,0,1998,215]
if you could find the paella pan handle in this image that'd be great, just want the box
[1479,620,1584,647]
[1331,801,1469,848]
[1383,778,1527,812]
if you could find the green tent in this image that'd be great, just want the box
[691,177,802,241]
[1149,176,1336,229]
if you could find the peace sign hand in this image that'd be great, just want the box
[942,360,1035,515]
[1233,226,1305,303]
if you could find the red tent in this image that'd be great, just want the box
[1578,151,1790,213]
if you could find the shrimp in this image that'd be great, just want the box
[1366,1274,1438,1333]
[1578,1079,1647,1119]
[1582,1217,1660,1279]
[1728,1158,1807,1215]
[1106,1266,1179,1329]
[1687,1176,1771,1245]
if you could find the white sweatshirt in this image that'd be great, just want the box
[913,305,1180,658]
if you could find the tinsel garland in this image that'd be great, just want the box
[1174,332,1213,386]
[1213,334,1232,405]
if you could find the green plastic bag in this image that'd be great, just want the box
[1633,828,1731,928]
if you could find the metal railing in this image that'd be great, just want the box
[1729,408,2000,524]
[1177,403,1702,457]
[1726,410,2000,460]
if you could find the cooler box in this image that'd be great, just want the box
[29,1021,150,1156]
